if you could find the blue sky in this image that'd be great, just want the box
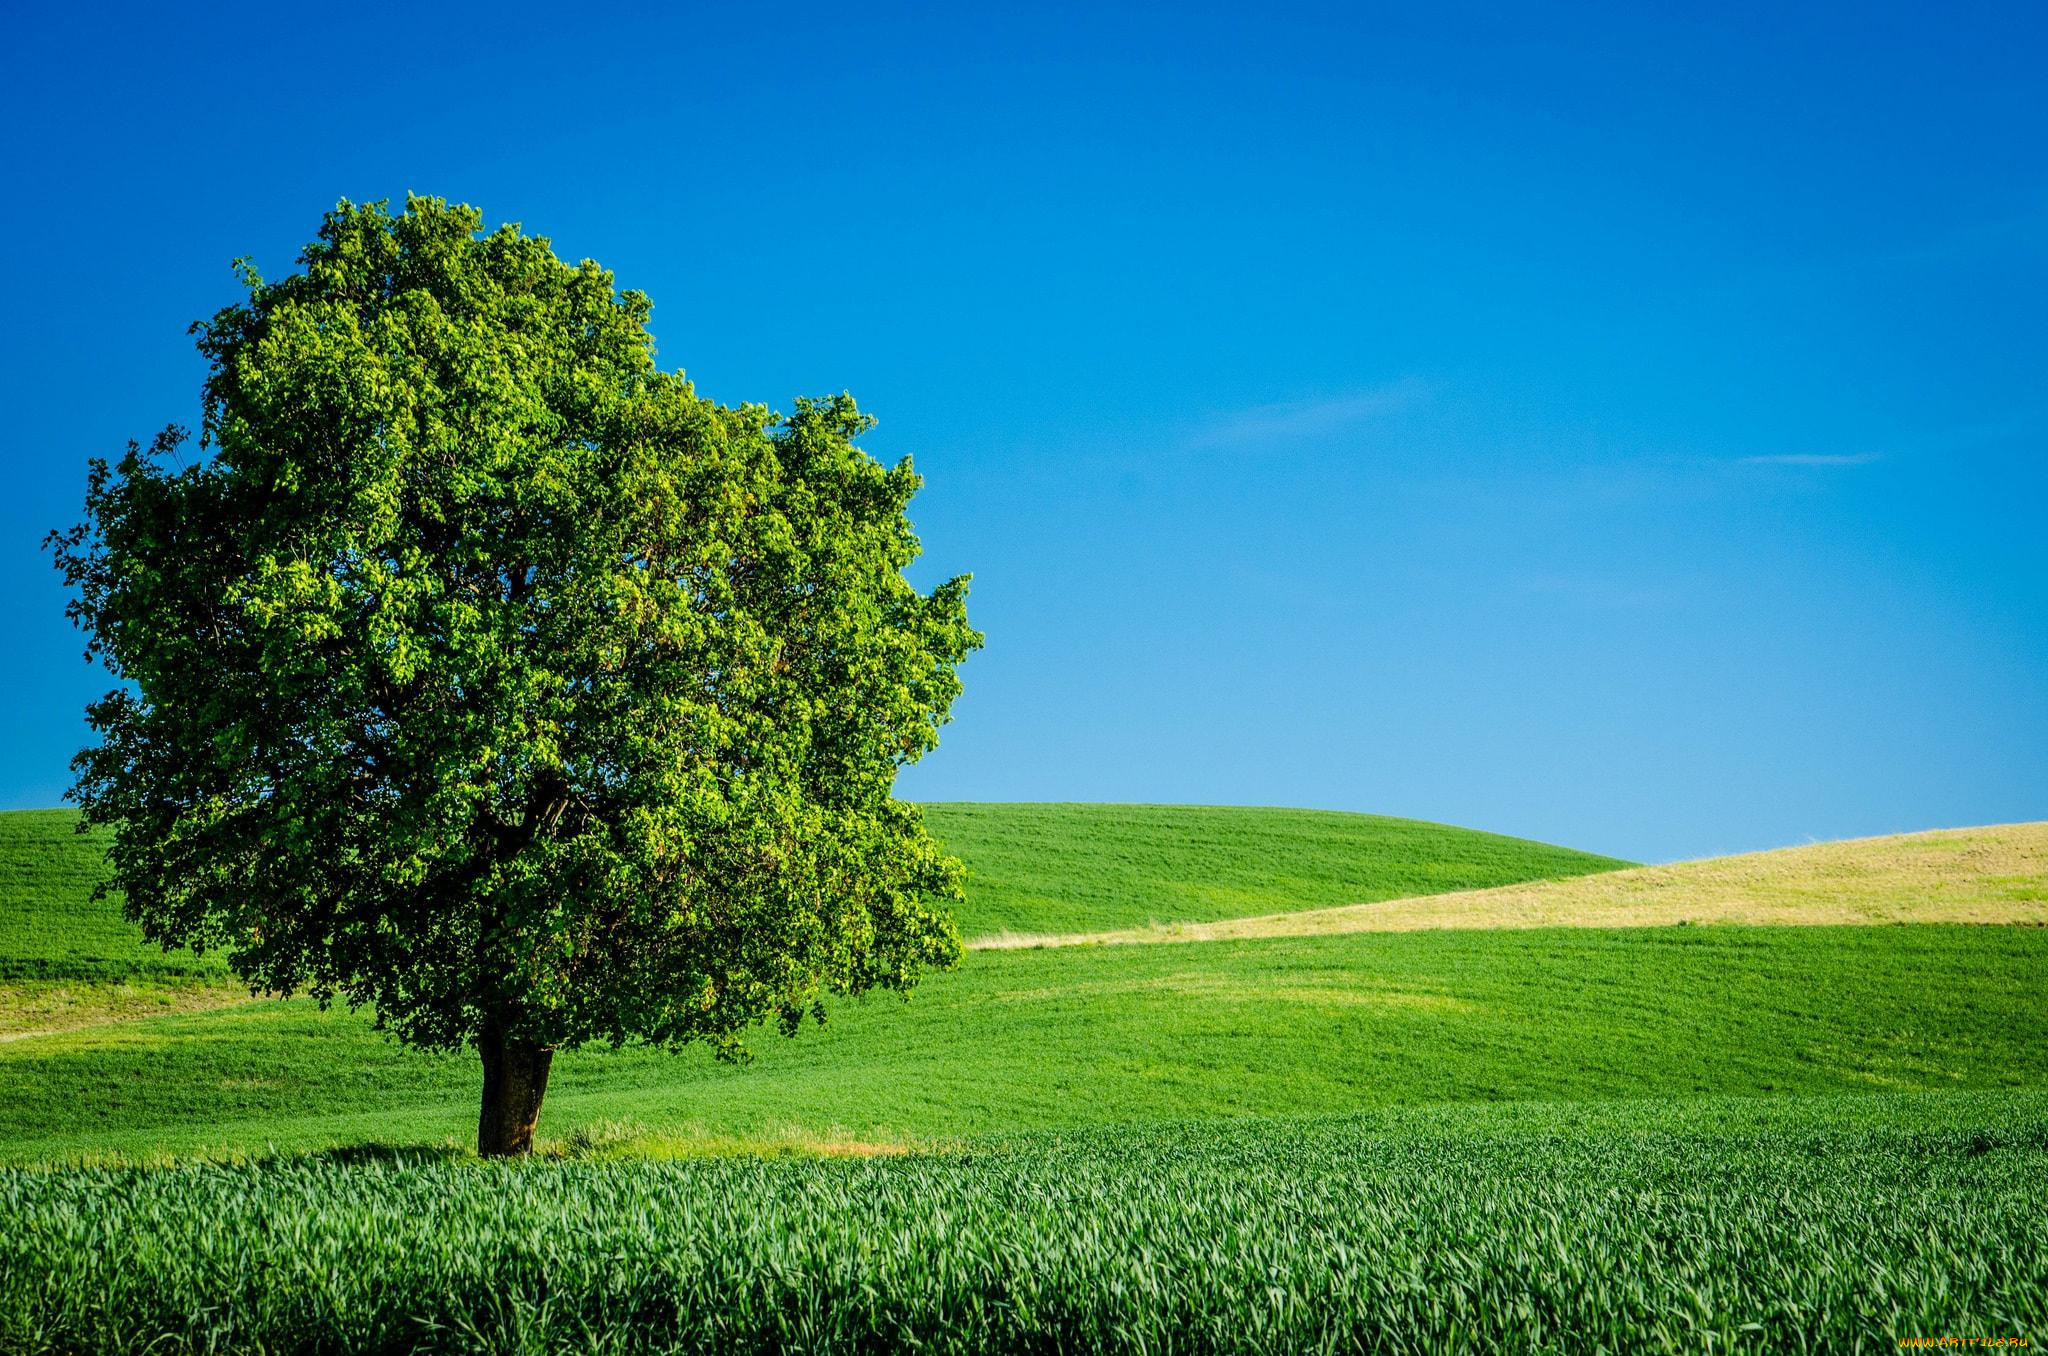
[1,1,2042,862]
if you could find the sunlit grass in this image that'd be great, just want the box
[4,1094,2041,1353]
[4,924,2043,1164]
[990,820,2048,947]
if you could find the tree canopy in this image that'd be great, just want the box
[49,196,980,1153]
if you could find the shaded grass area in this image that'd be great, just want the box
[3,1094,2042,1354]
[4,925,2042,1164]
[1021,820,2048,947]
[925,803,1632,938]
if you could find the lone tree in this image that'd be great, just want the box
[49,197,979,1155]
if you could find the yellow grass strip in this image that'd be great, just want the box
[541,1120,922,1160]
[0,979,258,1041]
[973,822,2048,950]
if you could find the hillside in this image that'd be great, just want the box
[3,806,2044,1165]
[3,923,2044,1163]
[0,804,1630,973]
[989,821,2048,947]
[0,811,223,981]
[923,803,1631,937]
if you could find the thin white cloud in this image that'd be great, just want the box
[1187,379,1427,450]
[1736,452,1883,467]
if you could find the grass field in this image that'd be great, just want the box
[5,1096,2043,1353]
[3,923,2045,1163]
[999,820,2048,946]
[0,812,224,982]
[925,802,1632,937]
[0,805,1625,984]
[2,804,2044,1351]
[0,803,1625,1056]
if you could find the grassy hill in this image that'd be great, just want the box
[2,809,2046,1165]
[923,803,1631,937]
[995,820,2048,946]
[2,922,2044,1164]
[0,803,1628,985]
[2,804,2045,1348]
[0,801,1634,1110]
[0,812,225,981]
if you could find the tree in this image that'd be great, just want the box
[48,197,980,1156]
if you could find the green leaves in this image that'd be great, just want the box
[51,195,978,1062]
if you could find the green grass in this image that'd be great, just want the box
[4,1095,2042,1353]
[0,812,223,981]
[4,924,2042,1163]
[4,802,2043,1350]
[0,806,1628,973]
[924,803,1632,937]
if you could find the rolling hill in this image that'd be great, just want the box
[0,803,1629,983]
[922,803,1632,937]
[0,811,227,982]
[0,806,2043,1164]
[4,803,2045,1350]
[3,922,2043,1164]
[985,820,2048,946]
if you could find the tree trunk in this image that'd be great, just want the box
[477,1022,554,1158]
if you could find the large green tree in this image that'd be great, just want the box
[49,197,979,1155]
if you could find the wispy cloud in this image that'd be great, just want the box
[1186,379,1427,450]
[1736,452,1883,467]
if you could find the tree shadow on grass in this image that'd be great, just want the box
[287,1140,473,1168]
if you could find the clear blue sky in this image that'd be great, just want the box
[2,1,2042,862]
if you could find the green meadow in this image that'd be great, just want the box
[5,923,2045,1163]
[922,802,1631,937]
[1,803,1622,975]
[0,811,224,981]
[2,804,2045,1351]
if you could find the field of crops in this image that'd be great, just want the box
[4,1094,2042,1354]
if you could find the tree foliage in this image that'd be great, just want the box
[49,197,979,1122]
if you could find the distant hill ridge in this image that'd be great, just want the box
[978,820,2048,948]
[0,804,1631,977]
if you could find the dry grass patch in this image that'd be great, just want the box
[988,970,1473,1012]
[542,1120,921,1161]
[0,979,257,1041]
[977,822,2048,949]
